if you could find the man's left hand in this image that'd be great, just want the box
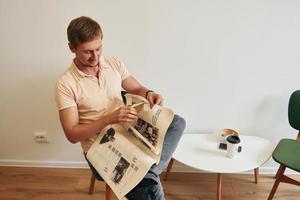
[147,92,163,107]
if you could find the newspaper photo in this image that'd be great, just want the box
[86,93,174,199]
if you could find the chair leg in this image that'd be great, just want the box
[164,158,174,181]
[254,167,259,184]
[267,164,286,200]
[89,173,96,194]
[274,167,280,179]
[280,174,300,186]
[106,184,113,200]
[88,173,96,195]
[89,173,113,200]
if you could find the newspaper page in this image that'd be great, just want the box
[87,93,174,199]
[123,93,175,157]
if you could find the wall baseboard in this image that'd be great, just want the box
[0,159,89,168]
[0,159,298,174]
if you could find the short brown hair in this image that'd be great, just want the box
[67,16,103,48]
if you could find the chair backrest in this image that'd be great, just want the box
[288,90,300,131]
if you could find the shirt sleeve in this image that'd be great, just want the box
[55,79,77,110]
[111,57,131,80]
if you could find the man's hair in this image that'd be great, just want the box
[67,16,103,48]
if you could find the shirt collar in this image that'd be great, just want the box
[70,56,109,78]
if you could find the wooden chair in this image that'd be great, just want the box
[267,90,300,200]
[85,153,113,200]
[88,172,113,200]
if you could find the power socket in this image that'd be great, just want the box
[34,131,49,143]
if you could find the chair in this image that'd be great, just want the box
[267,90,300,200]
[85,153,113,200]
[88,173,113,200]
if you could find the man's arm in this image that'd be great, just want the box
[121,75,148,97]
[59,105,138,144]
[122,75,163,106]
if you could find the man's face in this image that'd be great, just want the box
[69,36,103,68]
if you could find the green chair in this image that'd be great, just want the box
[268,90,300,200]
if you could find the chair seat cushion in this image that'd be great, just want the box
[272,138,300,172]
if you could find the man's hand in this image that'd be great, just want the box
[108,106,138,124]
[147,92,163,107]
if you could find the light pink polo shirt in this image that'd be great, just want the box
[55,56,130,151]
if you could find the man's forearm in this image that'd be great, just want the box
[129,86,150,98]
[66,116,110,143]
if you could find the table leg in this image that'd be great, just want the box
[254,167,259,184]
[217,173,222,200]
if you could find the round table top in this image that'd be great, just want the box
[173,133,274,173]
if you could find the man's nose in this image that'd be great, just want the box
[92,51,98,59]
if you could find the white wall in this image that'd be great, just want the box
[1,0,300,170]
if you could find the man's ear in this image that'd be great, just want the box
[68,43,76,53]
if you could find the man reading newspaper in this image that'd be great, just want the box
[55,16,186,200]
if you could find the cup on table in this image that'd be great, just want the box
[226,135,240,158]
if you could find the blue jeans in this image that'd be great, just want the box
[126,114,186,200]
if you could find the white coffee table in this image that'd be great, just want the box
[173,133,274,200]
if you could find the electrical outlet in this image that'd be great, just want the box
[34,131,49,143]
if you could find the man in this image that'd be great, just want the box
[55,16,186,200]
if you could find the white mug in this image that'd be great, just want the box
[226,135,240,158]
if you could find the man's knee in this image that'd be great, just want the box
[171,114,186,133]
[175,114,186,127]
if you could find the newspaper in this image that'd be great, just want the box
[86,93,174,199]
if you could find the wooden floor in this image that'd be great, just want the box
[0,166,299,200]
